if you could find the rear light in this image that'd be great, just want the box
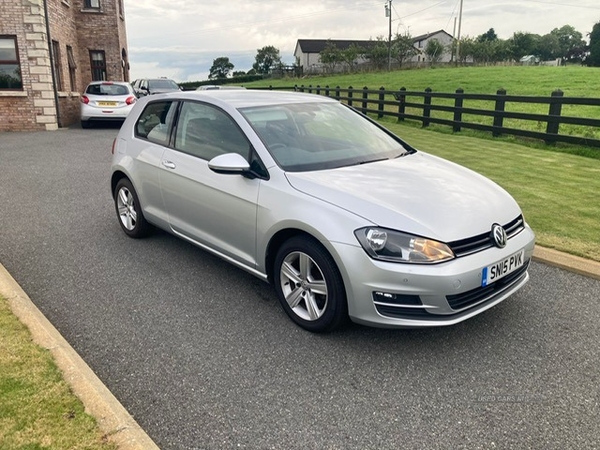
[80,95,89,104]
[112,138,117,155]
[102,82,114,85]
[125,96,136,105]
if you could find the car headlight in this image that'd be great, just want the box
[354,227,455,264]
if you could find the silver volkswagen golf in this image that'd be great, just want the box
[110,90,535,332]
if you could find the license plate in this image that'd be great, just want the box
[481,250,525,287]
[97,101,117,107]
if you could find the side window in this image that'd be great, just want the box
[135,101,177,145]
[174,101,249,161]
[0,36,23,90]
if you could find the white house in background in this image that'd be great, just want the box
[411,30,454,63]
[293,29,454,73]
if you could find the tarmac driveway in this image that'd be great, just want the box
[1,127,599,449]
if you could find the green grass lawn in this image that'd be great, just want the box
[0,295,116,450]
[250,65,600,97]
[247,65,600,143]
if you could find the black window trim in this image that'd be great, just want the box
[0,35,23,91]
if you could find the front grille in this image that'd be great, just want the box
[446,259,530,311]
[449,215,525,257]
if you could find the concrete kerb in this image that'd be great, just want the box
[0,263,160,450]
[0,245,599,450]
[533,246,600,281]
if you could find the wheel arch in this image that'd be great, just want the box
[111,170,129,199]
[265,228,345,286]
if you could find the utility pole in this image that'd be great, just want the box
[385,0,392,71]
[455,0,463,65]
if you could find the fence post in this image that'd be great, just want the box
[316,85,321,95]
[308,85,313,94]
[453,88,464,132]
[362,86,369,114]
[546,89,564,145]
[335,86,340,100]
[397,87,406,122]
[493,89,506,137]
[378,87,386,119]
[348,86,353,107]
[422,87,432,127]
[299,85,305,93]
[325,85,330,97]
[294,84,298,92]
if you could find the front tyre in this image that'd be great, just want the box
[274,236,348,332]
[113,178,151,238]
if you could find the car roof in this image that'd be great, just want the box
[168,90,336,109]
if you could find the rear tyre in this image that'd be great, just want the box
[113,178,152,238]
[274,236,348,332]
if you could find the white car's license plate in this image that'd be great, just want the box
[97,101,117,107]
[482,250,525,287]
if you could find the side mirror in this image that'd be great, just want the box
[208,153,250,175]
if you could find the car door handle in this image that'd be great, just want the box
[162,160,176,169]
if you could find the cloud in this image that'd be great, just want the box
[125,0,600,81]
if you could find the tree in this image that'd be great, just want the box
[550,25,585,61]
[424,39,445,64]
[509,32,540,60]
[363,36,388,70]
[252,46,282,75]
[587,22,600,67]
[536,34,561,60]
[477,28,498,42]
[340,44,363,73]
[232,71,246,77]
[391,33,418,67]
[319,41,342,73]
[208,57,234,79]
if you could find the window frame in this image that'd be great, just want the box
[66,45,77,91]
[83,0,100,10]
[134,100,179,146]
[89,50,106,81]
[0,35,23,90]
[51,40,63,91]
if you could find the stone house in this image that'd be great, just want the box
[0,0,129,131]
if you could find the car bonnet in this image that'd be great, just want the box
[284,152,522,243]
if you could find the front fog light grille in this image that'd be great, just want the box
[373,291,433,319]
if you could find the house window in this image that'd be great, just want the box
[67,45,77,91]
[51,40,63,91]
[89,50,106,81]
[0,36,23,89]
[84,0,100,9]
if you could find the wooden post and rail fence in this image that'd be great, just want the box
[255,85,600,148]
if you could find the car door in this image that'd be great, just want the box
[159,100,261,269]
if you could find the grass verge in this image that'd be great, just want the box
[0,294,116,450]
[381,121,600,262]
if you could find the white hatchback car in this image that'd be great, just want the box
[80,81,137,128]
[110,90,535,332]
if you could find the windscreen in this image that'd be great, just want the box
[240,102,409,172]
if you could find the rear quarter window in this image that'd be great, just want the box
[134,101,177,146]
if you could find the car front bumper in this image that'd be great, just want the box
[333,225,536,328]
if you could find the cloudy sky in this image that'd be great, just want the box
[124,0,600,82]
